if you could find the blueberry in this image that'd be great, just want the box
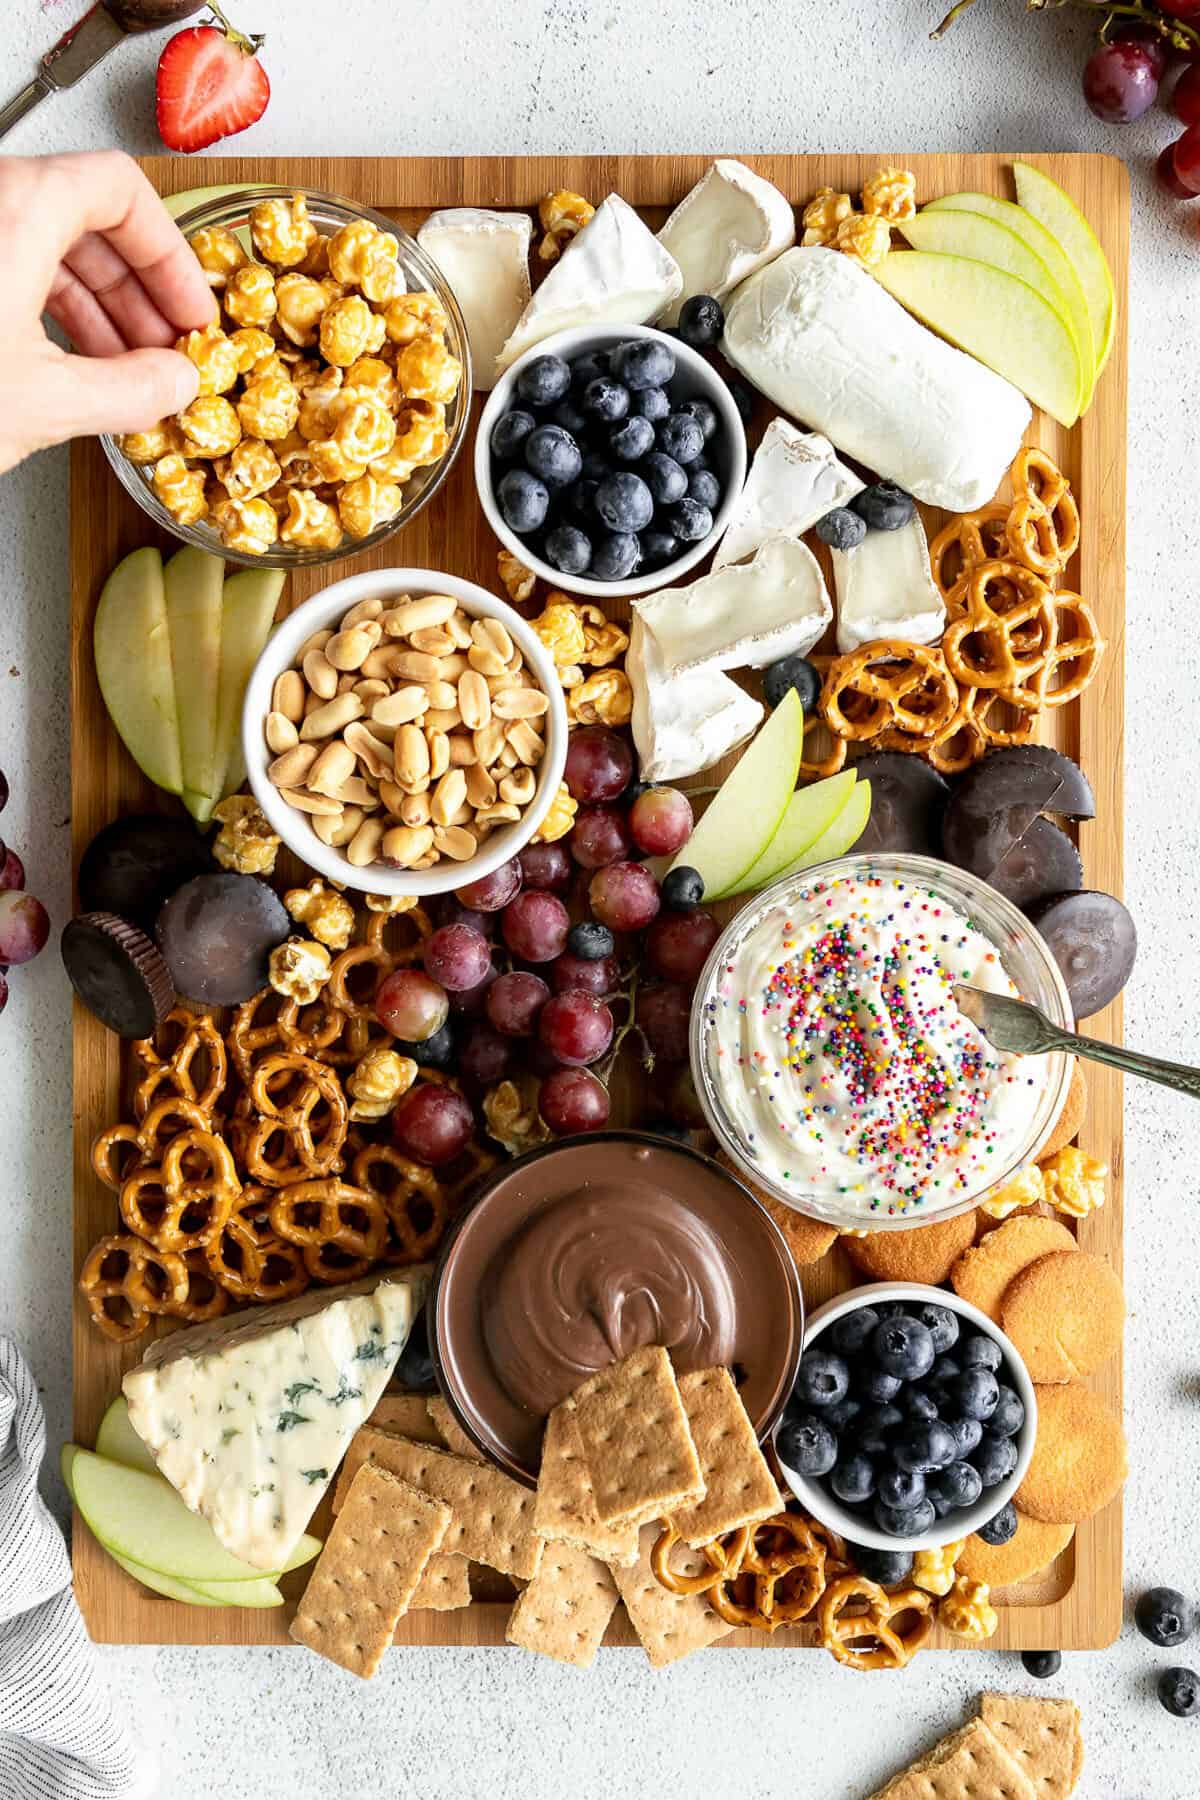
[931,1354,963,1385]
[1136,1587,1198,1649]
[595,472,654,533]
[830,1306,879,1358]
[875,1302,909,1320]
[638,527,680,571]
[582,376,630,423]
[570,349,611,391]
[776,1411,838,1478]
[763,655,821,713]
[927,1459,983,1513]
[657,412,706,466]
[815,506,867,551]
[947,1416,983,1458]
[1022,1650,1062,1680]
[972,1430,1019,1488]
[497,467,549,533]
[856,1403,903,1456]
[517,353,572,408]
[911,1303,959,1356]
[567,921,615,962]
[619,777,648,808]
[491,407,536,461]
[649,1118,690,1143]
[611,338,676,392]
[875,1498,936,1538]
[990,1385,1025,1438]
[852,480,915,531]
[591,531,642,581]
[794,1349,851,1410]
[894,1420,958,1474]
[727,378,754,424]
[632,385,671,422]
[1158,1667,1200,1719]
[679,395,720,441]
[977,1502,1018,1546]
[688,468,721,510]
[641,451,689,506]
[961,1333,1002,1373]
[581,450,612,484]
[677,294,725,348]
[857,1366,902,1405]
[394,1019,455,1070]
[928,1486,955,1519]
[552,397,589,437]
[525,424,582,489]
[951,1368,999,1423]
[872,1316,935,1382]
[823,1396,862,1435]
[852,1545,914,1587]
[662,497,713,542]
[900,1387,939,1424]
[878,1467,926,1511]
[567,479,600,526]
[830,1453,876,1505]
[661,866,704,911]
[394,1312,436,1392]
[544,523,592,575]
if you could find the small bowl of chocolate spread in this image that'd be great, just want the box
[429,1131,804,1485]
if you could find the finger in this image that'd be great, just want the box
[43,268,129,357]
[58,233,179,348]
[39,346,199,444]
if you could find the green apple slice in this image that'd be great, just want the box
[715,770,857,900]
[875,251,1082,427]
[899,209,1077,345]
[164,546,226,823]
[63,1445,217,1607]
[1013,161,1116,379]
[68,1447,276,1583]
[925,191,1095,404]
[776,772,873,877]
[94,547,182,796]
[667,690,805,900]
[164,185,251,222]
[213,567,286,801]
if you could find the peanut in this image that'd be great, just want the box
[395,722,430,791]
[344,720,393,778]
[300,692,365,740]
[297,626,333,661]
[492,686,550,720]
[431,767,467,826]
[325,622,380,670]
[382,823,434,867]
[334,775,378,808]
[400,790,431,827]
[339,596,384,627]
[465,762,497,809]
[346,815,386,866]
[269,742,318,787]
[307,739,356,797]
[506,719,545,765]
[381,594,457,636]
[371,685,427,728]
[379,777,406,816]
[279,787,343,817]
[390,649,444,683]
[473,720,506,768]
[458,669,491,730]
[265,710,299,754]
[500,766,536,806]
[272,669,306,722]
[302,647,338,699]
[409,626,456,656]
[447,734,476,767]
[426,729,450,781]
[313,804,364,847]
[433,825,478,861]
[423,706,462,734]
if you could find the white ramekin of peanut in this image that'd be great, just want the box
[242,570,568,895]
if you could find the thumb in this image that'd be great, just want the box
[47,347,199,443]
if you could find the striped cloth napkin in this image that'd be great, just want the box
[0,1335,153,1799]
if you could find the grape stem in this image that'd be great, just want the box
[931,0,1200,53]
[594,957,654,1086]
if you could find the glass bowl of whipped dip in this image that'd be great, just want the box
[691,853,1074,1234]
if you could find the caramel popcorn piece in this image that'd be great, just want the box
[538,189,594,262]
[268,936,332,1004]
[224,262,278,330]
[484,1075,551,1155]
[119,421,179,465]
[833,211,893,271]
[189,224,248,289]
[176,321,240,397]
[863,166,917,225]
[383,291,448,347]
[497,548,536,605]
[534,780,577,843]
[338,471,404,539]
[218,437,280,503]
[578,605,629,668]
[178,395,242,458]
[285,878,356,950]
[981,1163,1045,1222]
[1040,1145,1107,1219]
[237,367,301,443]
[347,1046,418,1122]
[152,454,208,527]
[801,187,852,248]
[250,192,318,270]
[280,488,342,550]
[211,795,280,876]
[320,294,375,368]
[274,273,330,349]
[939,1575,997,1641]
[394,335,462,405]
[912,1539,964,1597]
[567,668,633,727]
[530,598,589,669]
[393,399,448,467]
[212,494,278,556]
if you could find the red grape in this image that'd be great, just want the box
[0,969,7,1017]
[629,786,693,856]
[458,1021,514,1084]
[1156,140,1195,196]
[1160,0,1200,16]
[636,981,691,1062]
[1173,123,1200,193]
[436,897,494,937]
[423,923,493,992]
[646,908,720,986]
[0,848,24,895]
[550,951,618,996]
[392,1082,474,1164]
[375,968,449,1040]
[1176,58,1200,123]
[456,858,522,912]
[448,969,496,1015]
[518,841,572,892]
[570,806,633,869]
[1082,41,1158,121]
[539,1066,611,1134]
[0,892,48,965]
[501,890,570,962]
[564,727,633,803]
[486,969,550,1036]
[1110,20,1169,79]
[0,772,7,814]
[527,1036,566,1077]
[588,862,660,932]
[539,991,614,1065]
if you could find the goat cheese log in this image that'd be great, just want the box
[721,246,1030,513]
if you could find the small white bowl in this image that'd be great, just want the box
[476,324,748,601]
[775,1281,1037,1554]
[242,568,568,897]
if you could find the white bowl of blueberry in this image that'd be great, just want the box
[775,1283,1037,1556]
[476,323,748,599]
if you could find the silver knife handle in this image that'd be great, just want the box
[1059,1025,1200,1102]
[0,75,52,144]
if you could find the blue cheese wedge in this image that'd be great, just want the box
[628,614,762,783]
[416,209,533,392]
[123,1272,428,1572]
[655,159,795,327]
[713,420,863,570]
[633,535,832,676]
[832,514,946,653]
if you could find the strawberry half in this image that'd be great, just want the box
[156,3,269,154]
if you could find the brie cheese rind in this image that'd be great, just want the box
[655,158,796,328]
[496,195,682,373]
[721,246,1031,513]
[628,614,763,783]
[633,536,832,676]
[123,1271,428,1570]
[416,208,533,392]
[713,419,863,570]
[832,514,946,653]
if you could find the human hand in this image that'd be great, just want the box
[0,150,214,474]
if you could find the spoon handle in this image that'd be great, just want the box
[0,77,50,145]
[1050,1023,1200,1101]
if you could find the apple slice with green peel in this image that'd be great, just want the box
[164,185,250,222]
[94,547,182,796]
[164,546,226,823]
[68,1447,277,1583]
[1013,161,1116,379]
[713,770,857,900]
[770,769,873,881]
[925,192,1095,405]
[875,252,1082,427]
[212,567,286,801]
[666,690,805,900]
[899,210,1078,348]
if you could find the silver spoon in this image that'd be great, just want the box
[953,985,1200,1102]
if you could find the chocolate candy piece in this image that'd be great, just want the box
[987,815,1083,911]
[78,815,215,928]
[61,912,175,1038]
[852,752,949,856]
[941,746,1095,882]
[155,872,289,1006]
[1027,889,1137,1020]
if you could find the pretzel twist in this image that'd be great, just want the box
[350,1144,449,1264]
[650,1522,750,1596]
[78,1233,190,1343]
[940,560,1058,707]
[268,1177,389,1283]
[118,1126,241,1254]
[204,1181,310,1303]
[238,1052,348,1185]
[821,641,959,743]
[929,503,1009,598]
[92,1096,214,1191]
[133,1007,227,1119]
[818,1574,934,1670]
[1007,445,1081,578]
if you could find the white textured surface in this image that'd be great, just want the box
[0,0,1197,1793]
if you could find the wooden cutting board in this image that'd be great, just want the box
[69,152,1127,1651]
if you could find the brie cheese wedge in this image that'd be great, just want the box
[416,208,532,392]
[656,159,795,327]
[721,246,1030,513]
[123,1271,427,1570]
[832,514,946,653]
[496,195,682,373]
[714,419,863,569]
[633,535,832,676]
[629,614,762,783]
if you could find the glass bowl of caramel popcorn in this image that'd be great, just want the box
[102,187,473,568]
